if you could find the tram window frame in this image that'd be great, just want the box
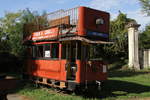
[61,44,67,59]
[77,42,81,60]
[51,43,59,59]
[32,45,37,58]
[31,43,59,60]
[81,44,89,60]
[36,45,44,58]
[31,44,46,59]
[61,42,81,60]
[44,44,51,58]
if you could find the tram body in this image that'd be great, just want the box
[23,6,110,90]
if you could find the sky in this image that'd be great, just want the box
[0,0,150,30]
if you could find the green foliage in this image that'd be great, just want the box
[21,8,48,25]
[90,12,136,62]
[140,0,150,16]
[104,12,135,56]
[139,25,150,49]
[0,9,48,57]
[0,11,24,56]
[22,9,48,37]
[139,0,150,49]
[0,40,11,52]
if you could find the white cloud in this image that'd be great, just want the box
[110,9,150,30]
[88,0,150,30]
[88,0,138,11]
[24,0,51,11]
[126,9,150,30]
[56,0,67,4]
[89,0,121,11]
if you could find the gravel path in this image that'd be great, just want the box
[7,94,23,100]
[0,75,30,100]
[7,94,30,100]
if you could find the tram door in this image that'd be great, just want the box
[63,41,78,80]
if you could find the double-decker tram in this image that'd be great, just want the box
[23,6,110,91]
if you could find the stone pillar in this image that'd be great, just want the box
[126,21,140,70]
[149,50,150,67]
[143,49,150,68]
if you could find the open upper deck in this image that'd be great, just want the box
[23,6,110,43]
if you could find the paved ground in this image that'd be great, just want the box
[7,94,30,100]
[0,75,28,100]
[7,94,23,100]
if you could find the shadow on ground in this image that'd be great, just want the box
[109,70,150,78]
[79,80,150,99]
[1,70,150,100]
[2,78,150,100]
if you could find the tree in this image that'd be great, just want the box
[0,9,48,57]
[140,0,150,16]
[21,9,48,37]
[92,12,137,67]
[139,0,150,49]
[139,25,150,49]
[0,9,49,73]
[104,12,135,57]
[0,12,23,55]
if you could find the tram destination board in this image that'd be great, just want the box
[31,27,59,41]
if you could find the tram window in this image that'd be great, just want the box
[51,43,59,58]
[61,42,81,60]
[62,44,66,59]
[81,45,89,60]
[37,45,44,57]
[32,46,36,58]
[77,42,81,59]
[44,44,51,58]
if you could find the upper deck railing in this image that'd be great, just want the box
[46,7,79,26]
[23,7,79,38]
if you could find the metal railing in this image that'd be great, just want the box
[46,7,79,25]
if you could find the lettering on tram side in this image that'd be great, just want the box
[31,27,59,41]
[87,31,109,38]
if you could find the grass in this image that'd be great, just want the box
[103,70,150,99]
[17,69,150,100]
[19,84,88,100]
